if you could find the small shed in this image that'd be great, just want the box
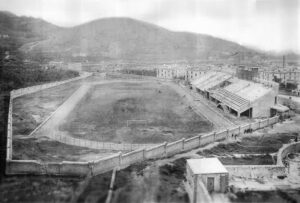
[270,104,290,118]
[186,158,229,194]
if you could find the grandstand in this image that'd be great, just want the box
[190,71,278,118]
[211,78,277,118]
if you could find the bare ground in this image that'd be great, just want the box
[102,116,300,203]
[0,175,84,203]
[76,171,112,203]
[12,80,82,136]
[60,81,212,144]
[219,154,275,165]
[230,189,300,203]
[197,130,298,157]
[111,159,189,203]
[12,137,117,162]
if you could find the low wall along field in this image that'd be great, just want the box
[7,116,279,176]
[6,73,280,176]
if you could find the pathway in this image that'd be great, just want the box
[170,83,235,130]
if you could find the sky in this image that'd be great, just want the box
[0,0,299,53]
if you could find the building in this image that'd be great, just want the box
[210,78,278,118]
[156,65,186,79]
[236,65,259,81]
[189,71,279,118]
[270,104,290,118]
[185,68,208,82]
[186,158,229,203]
[68,62,82,72]
[258,70,300,85]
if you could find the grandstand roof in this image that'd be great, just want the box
[211,78,273,112]
[225,78,272,102]
[211,88,250,112]
[191,72,232,91]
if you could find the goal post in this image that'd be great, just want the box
[126,119,148,127]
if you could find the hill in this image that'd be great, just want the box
[0,11,60,51]
[19,17,256,62]
[2,11,292,62]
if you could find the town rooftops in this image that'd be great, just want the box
[187,158,228,174]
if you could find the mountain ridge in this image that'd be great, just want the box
[0,10,298,62]
[23,16,252,61]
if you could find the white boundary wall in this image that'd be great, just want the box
[6,115,279,176]
[225,165,285,179]
[6,96,13,160]
[49,133,157,151]
[6,72,280,176]
[5,72,92,166]
[10,72,92,98]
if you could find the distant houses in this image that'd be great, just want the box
[156,65,187,79]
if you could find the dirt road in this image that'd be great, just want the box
[169,83,235,130]
[33,84,92,136]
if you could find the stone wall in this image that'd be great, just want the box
[225,165,285,179]
[277,141,300,166]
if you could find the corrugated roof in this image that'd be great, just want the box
[225,78,272,102]
[187,158,228,174]
[210,78,273,112]
[191,72,232,91]
[211,88,250,112]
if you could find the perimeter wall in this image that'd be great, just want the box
[6,115,279,176]
[6,72,279,176]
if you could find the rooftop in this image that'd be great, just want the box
[191,71,232,91]
[271,104,289,112]
[225,78,272,102]
[187,158,228,174]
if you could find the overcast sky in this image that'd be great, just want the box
[1,0,299,53]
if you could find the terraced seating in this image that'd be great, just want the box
[211,88,251,112]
